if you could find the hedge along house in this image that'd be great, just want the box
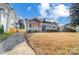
[0,3,17,32]
[25,18,59,32]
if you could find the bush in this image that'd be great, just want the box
[0,25,4,33]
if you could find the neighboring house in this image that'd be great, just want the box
[42,19,59,32]
[75,25,79,32]
[59,23,79,32]
[26,19,42,32]
[62,23,76,32]
[25,18,59,32]
[0,3,17,32]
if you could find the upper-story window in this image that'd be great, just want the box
[49,24,51,27]
[53,25,56,28]
[43,24,46,28]
[0,8,7,18]
[2,11,7,18]
[53,26,55,28]
[3,12,6,17]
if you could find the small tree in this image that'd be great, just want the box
[0,25,4,33]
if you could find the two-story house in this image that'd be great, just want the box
[25,18,42,32]
[0,3,17,32]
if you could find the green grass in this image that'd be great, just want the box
[0,32,14,42]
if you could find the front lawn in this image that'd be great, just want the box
[26,32,79,55]
[0,32,13,42]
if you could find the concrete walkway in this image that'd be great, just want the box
[4,42,35,55]
[0,33,35,55]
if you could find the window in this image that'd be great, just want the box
[2,11,7,18]
[49,25,51,27]
[11,23,14,26]
[43,25,46,28]
[29,24,32,27]
[53,25,56,28]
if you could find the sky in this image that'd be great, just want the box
[10,3,71,25]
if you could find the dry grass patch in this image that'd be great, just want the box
[26,32,79,55]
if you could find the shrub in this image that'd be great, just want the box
[0,25,4,33]
[28,30,31,33]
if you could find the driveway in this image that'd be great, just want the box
[0,33,35,55]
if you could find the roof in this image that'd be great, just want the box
[25,18,58,25]
[42,19,57,24]
[0,8,7,14]
[29,18,41,22]
[42,21,53,23]
[0,8,4,10]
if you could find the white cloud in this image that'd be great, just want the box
[18,16,23,19]
[47,4,70,23]
[46,19,55,22]
[38,3,70,18]
[38,3,50,18]
[53,4,70,17]
[38,3,70,23]
[27,6,31,11]
[40,2,50,10]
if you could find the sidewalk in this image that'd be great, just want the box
[0,33,35,55]
[4,41,35,55]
